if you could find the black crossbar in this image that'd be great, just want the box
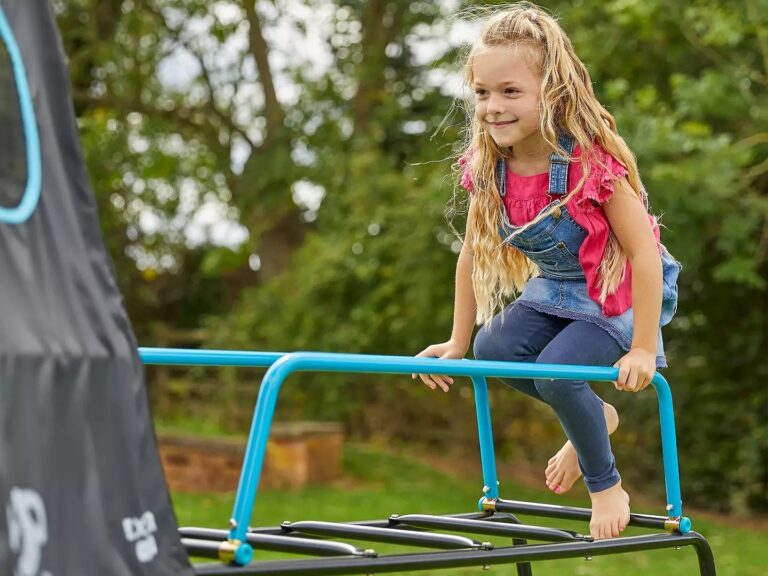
[281,520,489,550]
[391,514,584,542]
[244,510,506,535]
[180,527,371,557]
[492,498,673,530]
[192,531,715,576]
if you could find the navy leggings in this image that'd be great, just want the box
[473,303,624,493]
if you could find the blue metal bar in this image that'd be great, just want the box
[471,376,499,500]
[139,347,283,367]
[654,372,684,521]
[221,352,685,548]
[135,347,687,562]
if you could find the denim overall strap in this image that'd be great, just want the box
[548,134,576,196]
[496,157,508,197]
[495,134,575,198]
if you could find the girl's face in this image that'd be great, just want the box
[472,44,543,152]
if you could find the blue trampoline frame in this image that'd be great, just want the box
[140,347,691,567]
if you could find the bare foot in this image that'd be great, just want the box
[589,482,631,539]
[545,402,619,494]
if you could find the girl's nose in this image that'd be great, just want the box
[486,92,505,115]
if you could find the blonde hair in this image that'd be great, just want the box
[457,2,646,324]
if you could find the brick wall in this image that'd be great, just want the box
[158,422,343,493]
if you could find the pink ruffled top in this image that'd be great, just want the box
[459,143,661,317]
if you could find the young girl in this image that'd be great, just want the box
[413,3,681,540]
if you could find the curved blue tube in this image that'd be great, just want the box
[139,347,282,367]
[653,371,683,518]
[471,376,498,500]
[0,6,42,225]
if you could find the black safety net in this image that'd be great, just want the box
[0,34,25,207]
[0,1,193,575]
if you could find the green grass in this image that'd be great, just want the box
[172,445,767,575]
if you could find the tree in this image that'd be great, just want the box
[55,0,768,513]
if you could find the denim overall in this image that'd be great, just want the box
[497,135,682,368]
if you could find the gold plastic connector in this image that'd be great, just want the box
[664,518,681,533]
[219,539,241,563]
[481,497,497,512]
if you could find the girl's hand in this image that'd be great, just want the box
[612,347,657,392]
[412,339,468,392]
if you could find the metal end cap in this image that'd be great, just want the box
[665,517,692,534]
[218,540,236,564]
[234,542,254,566]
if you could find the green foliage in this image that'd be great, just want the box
[56,0,768,513]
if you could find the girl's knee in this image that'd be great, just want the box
[533,375,555,401]
[533,352,578,401]
[473,325,529,363]
[473,326,499,361]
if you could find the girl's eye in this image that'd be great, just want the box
[505,88,519,95]
[474,89,487,96]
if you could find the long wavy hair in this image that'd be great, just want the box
[458,2,646,325]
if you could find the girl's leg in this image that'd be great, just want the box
[545,403,619,493]
[533,319,624,493]
[472,303,569,399]
[533,320,630,539]
[474,304,621,492]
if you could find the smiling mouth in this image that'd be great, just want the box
[489,120,518,127]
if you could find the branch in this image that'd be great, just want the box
[666,1,766,87]
[186,41,257,149]
[353,0,406,132]
[746,0,768,82]
[242,0,285,142]
[743,156,768,183]
[139,0,257,150]
[735,132,768,149]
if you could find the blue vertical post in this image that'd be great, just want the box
[227,361,287,545]
[653,373,683,519]
[471,376,499,500]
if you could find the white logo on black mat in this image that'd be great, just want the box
[122,511,158,563]
[6,487,52,576]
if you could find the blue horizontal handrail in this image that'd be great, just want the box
[139,347,282,367]
[138,347,687,563]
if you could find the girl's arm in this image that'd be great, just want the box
[413,201,478,392]
[449,229,478,353]
[603,176,663,393]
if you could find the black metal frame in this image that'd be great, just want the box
[185,504,716,575]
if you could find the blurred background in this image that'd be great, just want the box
[52,0,766,571]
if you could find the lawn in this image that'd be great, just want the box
[172,444,766,575]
